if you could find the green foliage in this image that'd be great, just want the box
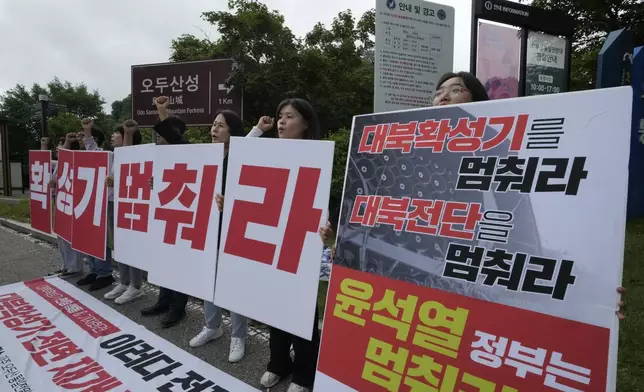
[618,218,644,391]
[111,94,132,123]
[0,78,108,155]
[527,0,644,89]
[47,112,82,144]
[184,127,212,144]
[0,200,30,223]
[169,0,375,134]
[166,0,372,196]
[324,128,351,203]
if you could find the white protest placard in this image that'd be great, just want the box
[215,137,334,339]
[375,0,455,112]
[0,277,258,391]
[113,144,156,271]
[147,143,224,301]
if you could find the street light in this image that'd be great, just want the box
[39,94,49,138]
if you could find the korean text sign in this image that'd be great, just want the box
[131,59,242,127]
[147,144,224,301]
[53,149,74,242]
[214,137,335,339]
[113,144,155,271]
[315,265,609,392]
[324,86,632,390]
[71,151,109,260]
[0,277,259,391]
[28,151,52,234]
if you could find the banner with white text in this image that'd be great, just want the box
[317,86,632,391]
[0,277,259,392]
[28,151,52,234]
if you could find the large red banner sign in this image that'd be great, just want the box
[53,149,74,242]
[317,265,609,392]
[71,151,109,260]
[28,151,52,234]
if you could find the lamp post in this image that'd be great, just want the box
[39,94,49,138]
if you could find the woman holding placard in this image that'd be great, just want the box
[188,110,267,363]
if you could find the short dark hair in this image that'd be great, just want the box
[436,71,489,102]
[276,98,320,140]
[115,125,142,146]
[215,110,245,138]
[68,140,81,151]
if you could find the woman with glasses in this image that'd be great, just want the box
[432,71,489,106]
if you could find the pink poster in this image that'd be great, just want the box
[476,21,521,100]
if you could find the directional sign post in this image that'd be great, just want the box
[131,59,243,127]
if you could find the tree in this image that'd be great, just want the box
[111,94,132,123]
[169,0,375,201]
[528,0,644,89]
[169,0,375,133]
[0,78,107,155]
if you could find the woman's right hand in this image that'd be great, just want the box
[216,193,225,212]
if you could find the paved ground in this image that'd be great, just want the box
[0,224,291,392]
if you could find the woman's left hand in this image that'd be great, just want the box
[319,221,334,247]
[616,286,626,321]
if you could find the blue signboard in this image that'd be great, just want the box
[631,46,644,218]
[596,30,644,218]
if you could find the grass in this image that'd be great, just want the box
[0,200,30,223]
[2,199,641,388]
[617,218,644,391]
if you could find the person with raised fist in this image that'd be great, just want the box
[76,118,114,291]
[103,120,145,305]
[256,98,328,392]
[47,133,83,277]
[152,96,188,145]
[140,97,190,329]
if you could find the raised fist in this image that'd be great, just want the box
[256,116,274,133]
[81,118,93,131]
[155,96,170,109]
[123,119,138,134]
[65,132,78,141]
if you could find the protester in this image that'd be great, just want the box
[432,70,627,318]
[139,96,190,328]
[103,121,146,304]
[189,110,266,363]
[75,120,114,291]
[47,133,84,277]
[216,98,325,392]
[432,71,489,106]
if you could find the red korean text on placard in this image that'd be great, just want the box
[29,151,52,234]
[117,161,153,233]
[153,162,218,251]
[71,151,109,260]
[53,149,74,242]
[224,165,323,274]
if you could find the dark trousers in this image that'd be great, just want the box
[157,286,189,312]
[267,307,320,388]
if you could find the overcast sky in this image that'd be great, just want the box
[0,0,474,112]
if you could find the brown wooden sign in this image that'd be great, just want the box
[131,59,242,127]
